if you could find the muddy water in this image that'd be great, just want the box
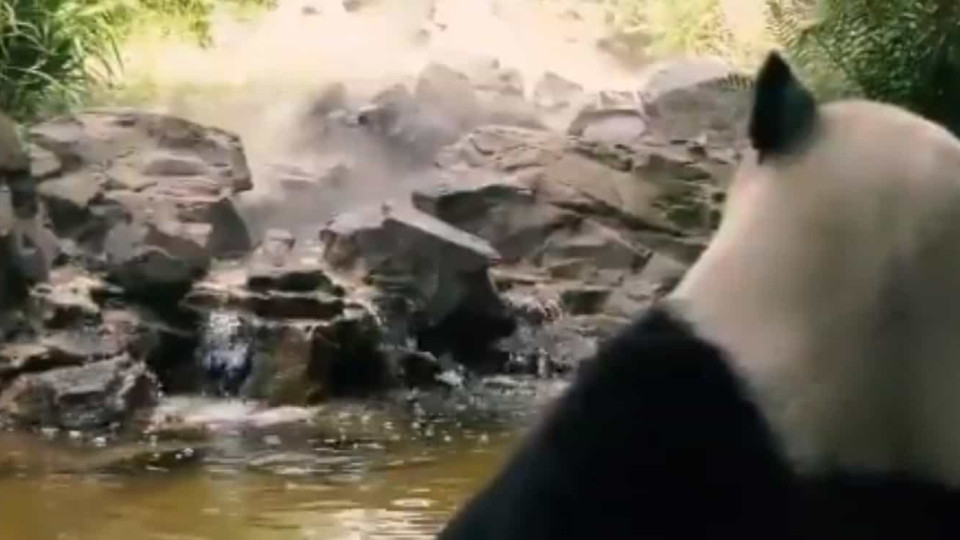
[0,379,566,540]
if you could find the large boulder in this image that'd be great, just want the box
[319,203,514,368]
[415,63,482,132]
[533,71,585,112]
[241,157,353,238]
[463,57,525,97]
[1,265,204,399]
[356,84,463,165]
[240,304,385,405]
[29,109,254,263]
[320,203,500,293]
[638,57,754,147]
[0,355,159,430]
[412,170,577,264]
[422,119,733,342]
[102,219,210,301]
[435,125,727,250]
[567,91,647,146]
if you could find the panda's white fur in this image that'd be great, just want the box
[669,93,960,486]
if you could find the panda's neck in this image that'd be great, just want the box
[665,227,900,477]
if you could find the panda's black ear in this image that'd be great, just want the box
[749,51,817,162]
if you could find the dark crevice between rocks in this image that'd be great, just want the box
[416,306,517,375]
[414,262,518,377]
[323,314,389,397]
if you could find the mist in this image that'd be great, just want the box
[111,0,662,236]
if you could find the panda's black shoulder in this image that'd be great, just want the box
[438,305,794,539]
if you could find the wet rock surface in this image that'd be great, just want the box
[0,54,750,433]
[0,355,159,430]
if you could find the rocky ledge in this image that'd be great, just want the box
[0,55,752,435]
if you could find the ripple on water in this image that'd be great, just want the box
[0,375,560,539]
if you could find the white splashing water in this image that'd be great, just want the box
[196,310,253,394]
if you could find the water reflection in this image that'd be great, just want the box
[0,378,566,539]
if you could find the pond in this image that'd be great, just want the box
[0,378,566,540]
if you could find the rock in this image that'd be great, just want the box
[342,0,373,11]
[247,158,353,232]
[15,269,196,391]
[568,107,647,145]
[31,110,250,193]
[28,143,62,180]
[0,355,159,430]
[478,94,547,130]
[108,245,202,300]
[0,326,132,386]
[185,256,344,321]
[438,125,729,258]
[307,83,348,118]
[205,196,253,258]
[0,114,56,313]
[321,203,500,284]
[320,203,514,368]
[470,59,525,97]
[637,252,687,294]
[500,283,563,324]
[532,71,584,112]
[0,344,74,383]
[440,126,672,232]
[36,173,105,236]
[412,171,576,263]
[30,110,254,260]
[357,84,462,163]
[0,112,29,172]
[6,174,39,223]
[244,229,342,296]
[427,123,724,340]
[535,219,650,276]
[317,303,394,395]
[241,305,386,404]
[0,184,10,234]
[116,307,202,395]
[184,278,345,320]
[246,265,337,294]
[260,228,296,262]
[241,321,322,405]
[415,63,482,131]
[392,349,443,388]
[0,218,56,295]
[638,57,753,146]
[559,285,612,316]
[102,217,210,301]
[144,219,212,271]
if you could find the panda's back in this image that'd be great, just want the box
[672,95,960,486]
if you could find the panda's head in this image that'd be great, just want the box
[669,52,960,483]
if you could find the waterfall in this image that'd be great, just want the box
[195,310,254,396]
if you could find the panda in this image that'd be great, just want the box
[438,51,960,540]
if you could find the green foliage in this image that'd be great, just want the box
[0,1,122,120]
[0,0,276,122]
[767,0,960,136]
[602,0,765,68]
